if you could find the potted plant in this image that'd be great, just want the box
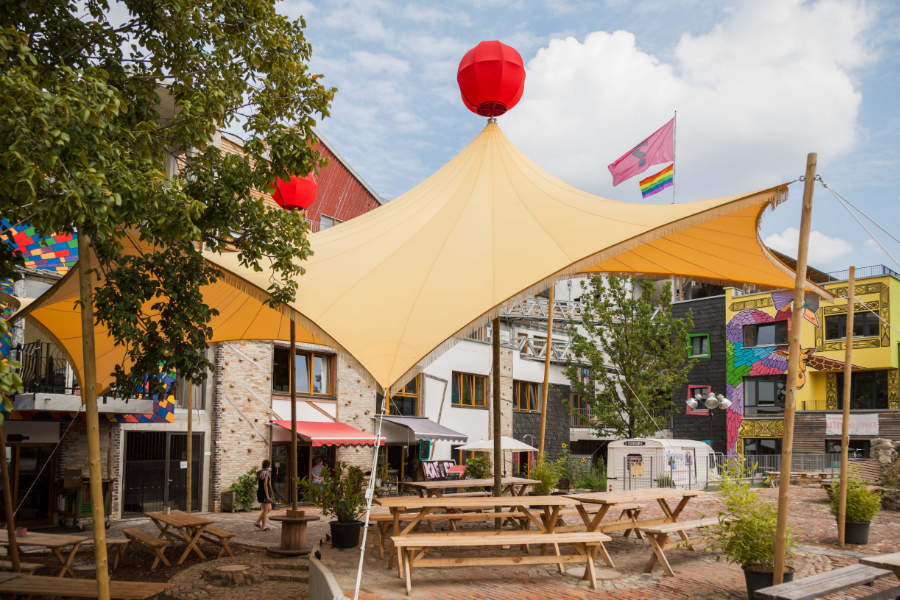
[711,460,795,600]
[829,473,882,545]
[528,459,560,495]
[301,462,366,548]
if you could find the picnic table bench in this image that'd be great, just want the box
[861,551,900,580]
[122,528,171,571]
[199,524,236,558]
[0,530,90,577]
[400,477,539,498]
[754,563,894,600]
[0,572,170,599]
[764,471,833,487]
[639,516,721,576]
[0,558,44,573]
[392,530,613,593]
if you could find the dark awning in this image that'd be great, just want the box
[378,416,468,443]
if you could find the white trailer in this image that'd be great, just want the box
[606,438,718,491]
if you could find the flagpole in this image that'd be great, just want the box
[672,108,677,204]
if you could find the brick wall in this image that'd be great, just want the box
[211,341,274,511]
[671,296,728,453]
[335,352,378,471]
[56,420,122,517]
[513,384,570,461]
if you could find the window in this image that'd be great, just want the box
[743,321,788,347]
[569,392,597,427]
[743,438,782,456]
[825,312,880,340]
[514,380,542,412]
[272,347,334,396]
[320,215,342,230]
[825,439,871,458]
[686,384,711,415]
[451,372,487,408]
[688,334,710,358]
[835,370,889,410]
[389,376,421,416]
[453,448,483,465]
[175,377,206,411]
[743,376,786,415]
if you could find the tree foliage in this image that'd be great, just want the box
[0,0,335,394]
[0,320,23,424]
[564,276,694,439]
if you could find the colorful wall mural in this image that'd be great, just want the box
[725,275,899,456]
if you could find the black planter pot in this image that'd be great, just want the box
[844,520,870,545]
[330,520,363,549]
[743,566,793,600]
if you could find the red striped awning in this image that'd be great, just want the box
[272,420,383,447]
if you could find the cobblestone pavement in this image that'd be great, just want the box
[319,487,900,600]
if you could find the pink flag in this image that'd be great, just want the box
[608,117,675,186]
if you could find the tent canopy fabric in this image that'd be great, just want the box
[456,436,537,452]
[379,415,468,443]
[15,122,829,394]
[271,420,382,447]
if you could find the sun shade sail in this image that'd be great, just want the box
[272,420,382,447]
[456,436,537,452]
[379,416,468,443]
[15,122,829,394]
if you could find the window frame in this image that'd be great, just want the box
[319,214,343,230]
[742,375,787,416]
[272,346,335,397]
[742,321,788,347]
[835,369,890,410]
[686,384,711,415]
[824,311,880,341]
[513,380,542,412]
[687,333,711,358]
[388,375,421,416]
[451,371,487,408]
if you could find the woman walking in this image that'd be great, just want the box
[254,459,273,531]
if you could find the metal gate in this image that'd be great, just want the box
[123,431,202,516]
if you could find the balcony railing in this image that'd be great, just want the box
[13,342,79,395]
[826,264,899,282]
[570,407,599,428]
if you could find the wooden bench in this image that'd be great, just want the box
[754,563,894,600]
[554,504,643,535]
[370,510,530,558]
[200,525,235,558]
[0,559,45,573]
[392,530,613,593]
[122,528,170,571]
[639,516,721,576]
[0,573,170,599]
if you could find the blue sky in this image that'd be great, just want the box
[280,0,900,273]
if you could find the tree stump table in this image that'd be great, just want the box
[267,511,319,556]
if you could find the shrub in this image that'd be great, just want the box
[528,459,560,494]
[300,462,366,522]
[829,473,882,523]
[573,456,606,491]
[711,459,794,570]
[228,468,258,511]
[464,455,491,480]
[655,474,675,488]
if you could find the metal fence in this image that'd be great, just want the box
[12,342,80,395]
[617,453,725,491]
[741,453,842,476]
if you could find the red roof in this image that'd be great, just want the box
[272,420,383,447]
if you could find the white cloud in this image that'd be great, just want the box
[350,51,411,76]
[764,227,853,266]
[502,0,875,203]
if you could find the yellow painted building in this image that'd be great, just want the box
[722,267,900,456]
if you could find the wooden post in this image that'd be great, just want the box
[290,319,298,510]
[76,231,110,600]
[772,153,816,585]
[492,317,502,529]
[0,426,20,571]
[838,266,855,546]
[186,387,192,513]
[538,286,554,464]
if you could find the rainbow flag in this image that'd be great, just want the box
[639,164,674,198]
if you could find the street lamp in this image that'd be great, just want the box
[686,390,732,452]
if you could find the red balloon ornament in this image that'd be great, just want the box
[272,173,317,210]
[457,41,525,117]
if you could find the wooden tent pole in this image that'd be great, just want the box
[290,319,298,510]
[773,152,816,585]
[492,317,502,529]
[538,286,554,463]
[76,231,110,600]
[186,380,192,513]
[0,426,20,571]
[838,266,855,546]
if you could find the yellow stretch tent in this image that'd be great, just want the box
[15,121,829,393]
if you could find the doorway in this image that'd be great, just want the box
[2,444,55,525]
[122,431,203,516]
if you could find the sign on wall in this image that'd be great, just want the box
[825,413,879,436]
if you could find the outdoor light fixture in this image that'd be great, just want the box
[687,390,731,451]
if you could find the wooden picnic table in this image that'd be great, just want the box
[764,471,833,487]
[400,477,539,497]
[861,551,900,580]
[376,495,581,570]
[0,572,170,599]
[0,529,90,577]
[145,510,213,565]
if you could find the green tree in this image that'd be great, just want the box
[1,3,333,595]
[564,276,695,439]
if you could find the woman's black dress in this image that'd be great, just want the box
[257,468,270,504]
